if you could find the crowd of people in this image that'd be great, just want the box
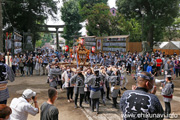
[0,49,179,120]
[1,49,180,78]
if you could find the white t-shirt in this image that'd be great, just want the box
[10,97,38,120]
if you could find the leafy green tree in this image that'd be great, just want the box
[79,0,108,21]
[3,0,57,49]
[125,18,142,42]
[108,13,122,36]
[35,40,42,48]
[116,0,179,49]
[61,0,82,46]
[79,1,141,39]
[35,33,53,47]
[81,3,110,36]
[79,0,108,7]
[164,17,180,41]
[42,33,53,47]
[108,13,141,41]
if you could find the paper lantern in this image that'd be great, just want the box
[65,45,69,52]
[92,46,95,53]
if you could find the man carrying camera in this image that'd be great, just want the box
[9,89,39,120]
[85,69,102,114]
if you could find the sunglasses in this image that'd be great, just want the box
[138,74,154,81]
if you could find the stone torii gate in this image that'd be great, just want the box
[38,25,64,50]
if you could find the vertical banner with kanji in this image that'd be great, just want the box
[96,39,102,51]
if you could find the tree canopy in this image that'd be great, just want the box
[116,0,179,49]
[164,17,180,41]
[109,13,142,41]
[61,0,82,46]
[80,3,110,36]
[3,0,57,48]
[80,3,142,41]
[36,33,53,48]
[79,0,108,21]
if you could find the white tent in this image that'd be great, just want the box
[171,41,180,49]
[159,42,169,48]
[155,41,180,49]
[162,41,180,50]
[153,41,180,55]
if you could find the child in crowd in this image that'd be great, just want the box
[146,62,153,74]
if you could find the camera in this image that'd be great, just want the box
[32,96,35,100]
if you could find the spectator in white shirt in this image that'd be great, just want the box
[9,89,39,120]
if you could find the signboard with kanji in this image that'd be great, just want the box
[14,32,22,54]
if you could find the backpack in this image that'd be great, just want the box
[0,63,7,81]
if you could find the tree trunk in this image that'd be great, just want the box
[147,25,154,50]
[0,0,3,52]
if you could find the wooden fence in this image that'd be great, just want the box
[127,42,142,53]
[153,49,180,55]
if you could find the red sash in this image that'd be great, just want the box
[163,95,173,98]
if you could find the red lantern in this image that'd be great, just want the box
[80,38,84,45]
[9,33,12,39]
[92,46,95,53]
[65,45,69,52]
[6,32,8,39]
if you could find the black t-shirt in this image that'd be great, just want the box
[26,58,33,67]
[40,102,59,120]
[120,87,164,120]
[29,58,34,66]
